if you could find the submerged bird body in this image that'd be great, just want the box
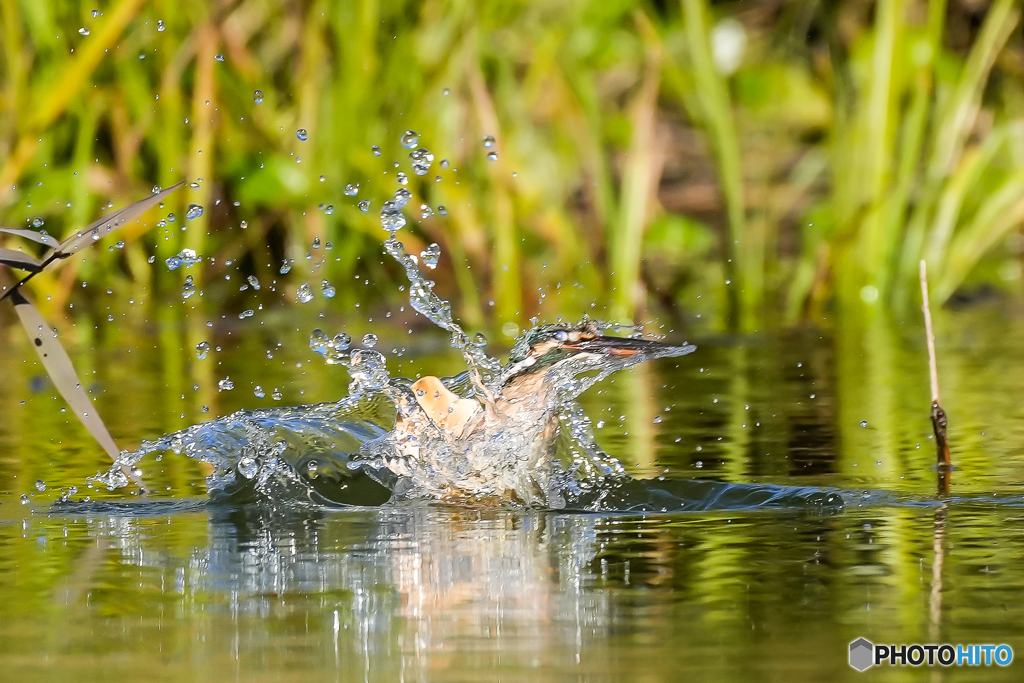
[384,321,695,505]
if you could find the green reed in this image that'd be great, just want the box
[1,0,1022,335]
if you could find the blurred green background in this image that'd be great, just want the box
[1,0,1023,337]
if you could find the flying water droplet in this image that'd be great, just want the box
[324,205,334,215]
[344,183,359,196]
[218,378,235,391]
[35,479,46,492]
[296,283,314,303]
[400,130,420,149]
[296,128,308,141]
[152,185,162,194]
[410,148,434,175]
[237,456,257,479]
[279,259,293,274]
[333,332,351,350]
[483,135,496,148]
[309,328,330,354]
[165,248,201,270]
[420,204,433,219]
[358,200,370,213]
[239,309,254,319]
[362,333,378,348]
[91,9,99,17]
[371,145,381,156]
[214,54,225,62]
[487,151,498,161]
[195,341,210,359]
[438,205,447,215]
[440,159,450,169]
[247,275,260,290]
[393,188,412,210]
[860,420,868,428]
[182,275,196,299]
[78,27,91,36]
[253,90,264,104]
[420,243,440,269]
[157,19,166,32]
[473,333,488,347]
[185,204,204,220]
[31,217,44,228]
[380,212,406,232]
[396,172,408,186]
[306,460,319,477]
[321,280,336,298]
[20,494,29,506]
[253,385,266,398]
[272,389,283,400]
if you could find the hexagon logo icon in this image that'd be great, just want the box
[849,638,874,671]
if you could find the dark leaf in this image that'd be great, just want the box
[0,227,60,248]
[0,247,43,272]
[55,182,184,258]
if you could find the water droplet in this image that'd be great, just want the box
[487,151,498,161]
[312,236,321,249]
[396,172,409,186]
[31,217,44,228]
[362,333,378,348]
[253,90,264,104]
[296,128,308,141]
[214,53,225,62]
[393,188,412,210]
[35,479,46,492]
[152,185,162,194]
[653,415,663,424]
[188,181,200,189]
[91,9,99,17]
[344,183,359,196]
[440,159,450,170]
[400,130,420,149]
[321,280,336,298]
[310,328,329,353]
[420,204,433,219]
[324,205,334,215]
[247,275,260,290]
[296,283,314,303]
[240,220,248,229]
[157,19,166,32]
[78,27,90,36]
[253,385,266,398]
[443,88,450,95]
[482,135,496,148]
[357,200,370,213]
[410,148,434,175]
[185,204,204,220]
[272,389,283,400]
[165,248,201,270]
[279,259,293,274]
[193,341,211,360]
[20,494,29,505]
[420,243,440,269]
[860,420,868,428]
[380,212,406,232]
[307,460,319,477]
[371,144,381,156]
[237,456,257,479]
[472,333,488,347]
[182,275,196,299]
[438,205,447,216]
[218,378,235,392]
[239,309,254,319]
[333,332,351,350]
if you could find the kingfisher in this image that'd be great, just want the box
[383,320,695,504]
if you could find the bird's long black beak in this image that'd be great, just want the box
[565,336,696,360]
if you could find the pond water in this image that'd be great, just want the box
[2,299,1024,681]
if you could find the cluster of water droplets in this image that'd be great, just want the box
[93,128,669,510]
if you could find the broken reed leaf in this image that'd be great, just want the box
[52,182,184,260]
[0,247,43,272]
[10,288,121,461]
[0,227,60,248]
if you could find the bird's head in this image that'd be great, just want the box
[499,320,695,401]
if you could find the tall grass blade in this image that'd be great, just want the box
[0,228,60,248]
[0,248,42,272]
